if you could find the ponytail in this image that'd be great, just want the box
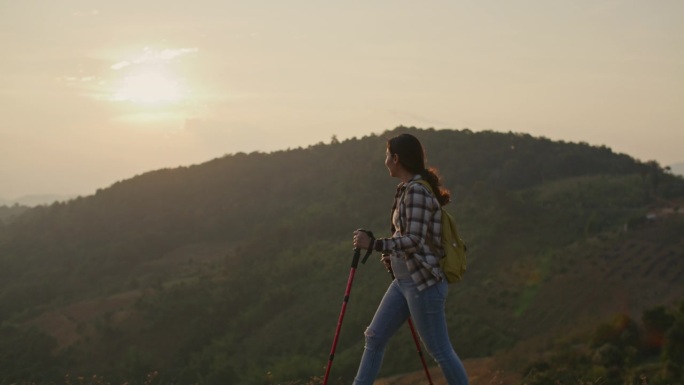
[420,167,451,206]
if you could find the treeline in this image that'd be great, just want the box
[0,204,29,225]
[523,302,684,385]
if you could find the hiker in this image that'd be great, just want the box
[351,133,469,385]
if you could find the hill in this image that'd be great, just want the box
[1,127,683,385]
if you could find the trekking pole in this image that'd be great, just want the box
[323,230,374,385]
[386,266,434,385]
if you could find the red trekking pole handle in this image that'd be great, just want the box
[322,230,374,385]
[351,229,375,268]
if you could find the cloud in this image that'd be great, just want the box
[158,48,199,60]
[110,47,199,70]
[111,61,130,70]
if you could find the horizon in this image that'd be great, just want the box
[2,129,684,206]
[2,1,682,199]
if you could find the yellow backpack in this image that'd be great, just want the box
[417,180,468,283]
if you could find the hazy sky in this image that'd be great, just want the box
[1,0,682,199]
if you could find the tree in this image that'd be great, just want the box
[662,318,684,382]
[642,306,675,353]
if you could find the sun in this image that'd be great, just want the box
[113,69,183,104]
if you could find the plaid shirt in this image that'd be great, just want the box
[377,175,445,291]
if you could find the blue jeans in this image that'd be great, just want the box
[353,278,468,385]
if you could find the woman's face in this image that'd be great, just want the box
[385,148,399,177]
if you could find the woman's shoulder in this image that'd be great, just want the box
[407,179,432,195]
[406,180,426,192]
[405,180,439,207]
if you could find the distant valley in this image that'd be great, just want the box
[670,161,684,176]
[0,194,76,207]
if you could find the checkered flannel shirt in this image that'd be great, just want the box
[375,175,445,291]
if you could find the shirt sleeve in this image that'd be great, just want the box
[380,183,433,256]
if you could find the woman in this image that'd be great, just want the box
[352,133,469,385]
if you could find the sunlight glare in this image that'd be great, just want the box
[113,70,183,104]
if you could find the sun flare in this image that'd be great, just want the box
[113,70,183,104]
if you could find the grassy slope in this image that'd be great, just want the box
[22,183,683,384]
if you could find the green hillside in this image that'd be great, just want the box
[1,127,683,385]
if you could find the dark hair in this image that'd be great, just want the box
[387,133,451,206]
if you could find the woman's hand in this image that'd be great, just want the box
[380,253,391,271]
[352,230,372,250]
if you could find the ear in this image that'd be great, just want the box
[392,154,399,164]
